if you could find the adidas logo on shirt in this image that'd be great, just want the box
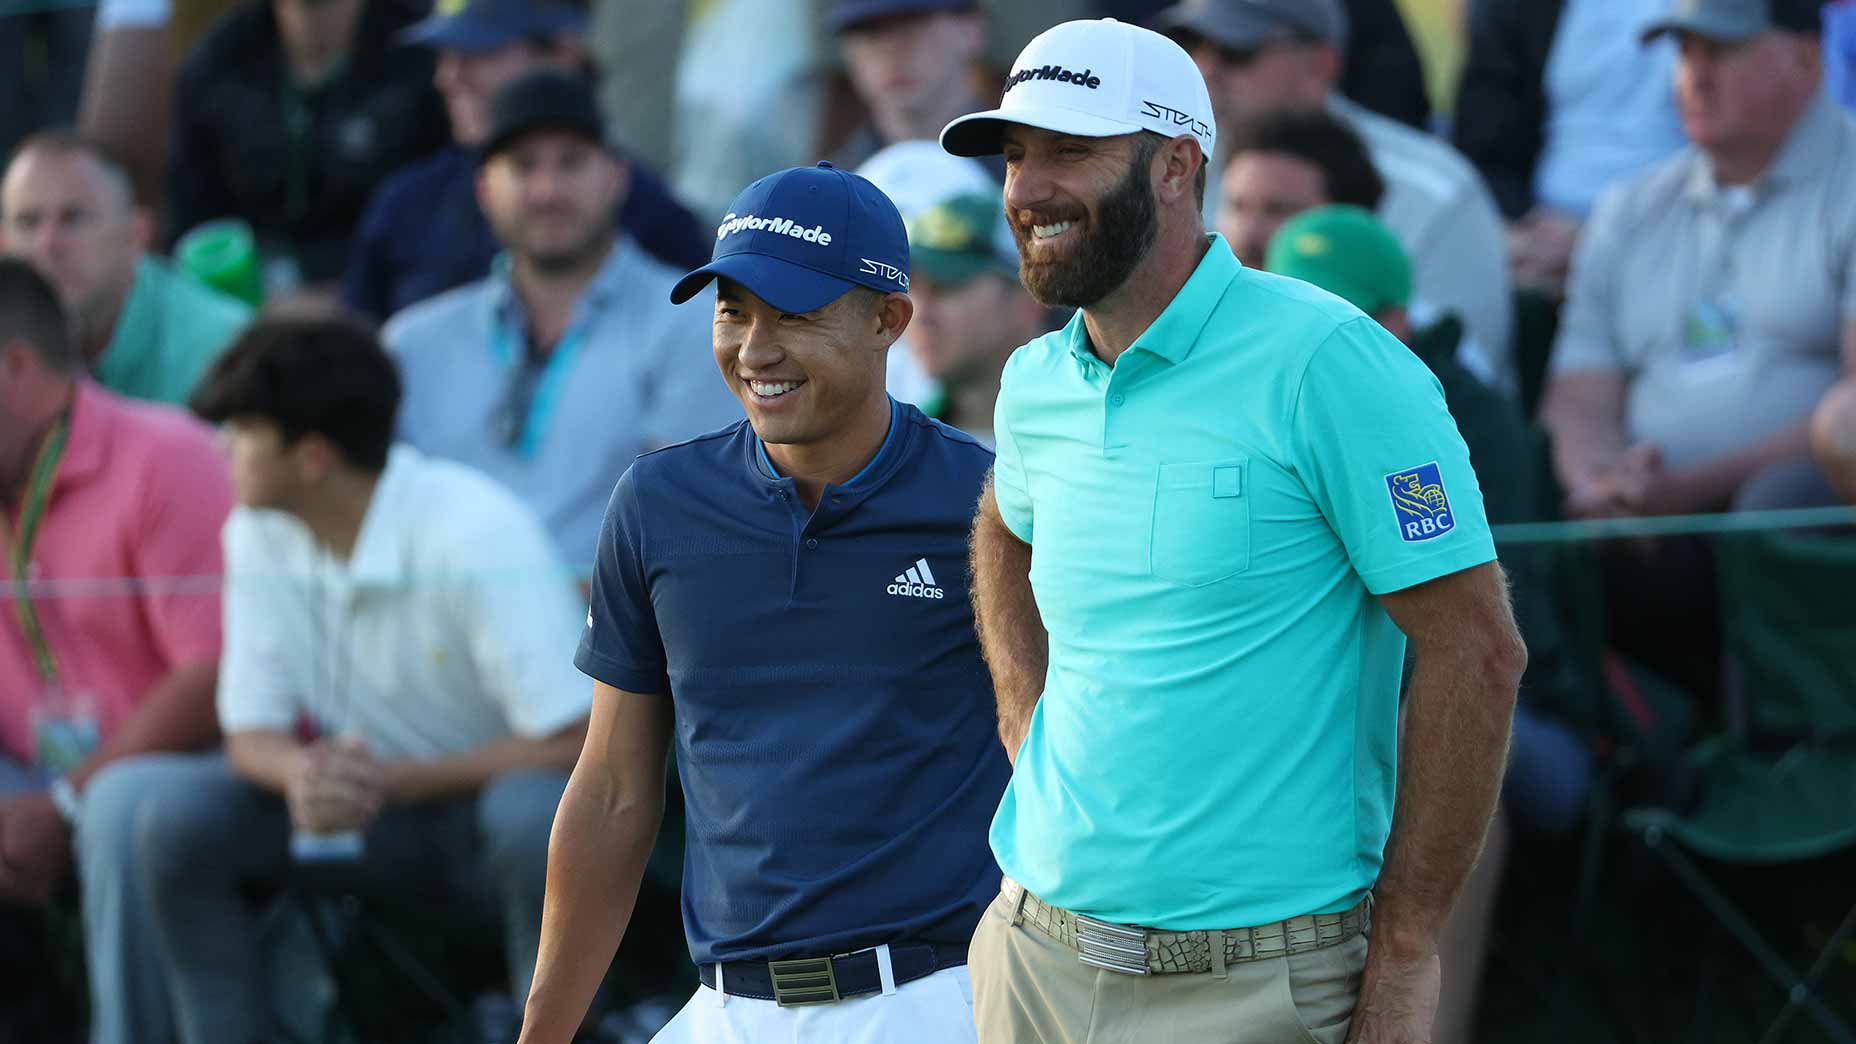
[887,558,945,600]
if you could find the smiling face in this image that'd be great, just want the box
[1000,127,1161,309]
[711,279,906,448]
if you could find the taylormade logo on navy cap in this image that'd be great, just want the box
[670,162,910,315]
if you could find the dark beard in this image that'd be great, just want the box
[1012,154,1159,309]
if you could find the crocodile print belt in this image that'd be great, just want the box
[1000,877,1370,976]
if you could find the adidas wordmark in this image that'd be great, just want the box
[887,558,945,600]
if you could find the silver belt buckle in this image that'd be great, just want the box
[1075,914,1150,976]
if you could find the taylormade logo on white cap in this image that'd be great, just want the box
[939,18,1216,159]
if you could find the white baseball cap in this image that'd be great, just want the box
[940,18,1215,160]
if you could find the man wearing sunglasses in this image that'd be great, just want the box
[384,70,740,567]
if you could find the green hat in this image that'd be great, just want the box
[1264,205,1411,317]
[906,194,1017,285]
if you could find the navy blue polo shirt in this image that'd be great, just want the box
[576,400,1010,966]
[342,146,712,320]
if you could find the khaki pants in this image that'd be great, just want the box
[970,889,1367,1044]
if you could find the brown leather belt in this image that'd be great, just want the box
[1000,877,1370,976]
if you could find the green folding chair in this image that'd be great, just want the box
[1623,528,1856,1044]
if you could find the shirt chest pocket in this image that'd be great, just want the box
[1150,458,1251,586]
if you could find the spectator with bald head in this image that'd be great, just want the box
[2,132,249,406]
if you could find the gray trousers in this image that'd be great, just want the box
[78,752,566,1044]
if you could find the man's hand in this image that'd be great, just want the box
[1345,945,1442,1044]
[1506,209,1581,294]
[285,737,385,835]
[1564,443,1662,519]
[0,793,74,905]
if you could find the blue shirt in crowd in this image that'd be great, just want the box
[576,401,1011,966]
[384,239,740,567]
[343,146,713,319]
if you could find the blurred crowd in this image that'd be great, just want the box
[1,0,1855,1041]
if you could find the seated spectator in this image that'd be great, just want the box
[1541,0,1855,698]
[0,258,229,1039]
[385,72,740,566]
[856,140,1006,408]
[1814,379,1856,504]
[77,313,591,1044]
[1266,205,1597,1044]
[903,193,1047,444]
[1156,0,1516,386]
[343,0,711,321]
[1215,108,1504,386]
[1452,0,1688,295]
[823,0,1003,179]
[165,0,449,294]
[2,132,250,406]
[1827,0,1856,112]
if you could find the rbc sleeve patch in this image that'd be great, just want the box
[1384,462,1457,542]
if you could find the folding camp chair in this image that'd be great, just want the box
[1623,528,1856,1044]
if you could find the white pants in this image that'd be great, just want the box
[651,965,977,1044]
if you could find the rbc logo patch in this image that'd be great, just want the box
[1385,462,1456,542]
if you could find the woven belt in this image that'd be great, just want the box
[699,940,967,1005]
[1001,878,1369,976]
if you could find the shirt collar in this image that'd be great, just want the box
[1062,235,1239,366]
[345,445,418,585]
[488,237,633,331]
[747,397,908,493]
[1684,88,1843,204]
[58,381,113,487]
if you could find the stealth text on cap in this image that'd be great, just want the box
[717,213,834,245]
[1005,64,1102,92]
[1141,100,1211,139]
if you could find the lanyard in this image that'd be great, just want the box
[490,322,589,459]
[11,411,70,684]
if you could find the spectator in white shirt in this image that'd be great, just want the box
[78,313,592,1044]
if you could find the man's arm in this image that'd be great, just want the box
[1347,561,1525,1043]
[969,480,1047,763]
[517,682,673,1044]
[1540,369,1629,503]
[69,659,219,790]
[383,720,588,805]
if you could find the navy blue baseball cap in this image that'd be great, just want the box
[398,0,587,52]
[827,0,976,33]
[670,162,910,315]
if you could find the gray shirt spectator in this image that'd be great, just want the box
[1545,1,1856,520]
[1551,89,1856,472]
[386,241,737,566]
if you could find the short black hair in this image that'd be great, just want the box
[0,257,80,373]
[190,314,401,472]
[1225,109,1385,211]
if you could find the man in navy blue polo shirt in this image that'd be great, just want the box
[515,163,1008,1044]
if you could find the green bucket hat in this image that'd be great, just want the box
[1264,204,1411,317]
[906,193,1018,285]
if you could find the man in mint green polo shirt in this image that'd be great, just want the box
[941,18,1527,1044]
[2,132,249,407]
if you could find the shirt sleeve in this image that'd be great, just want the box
[1403,176,1516,387]
[216,511,307,734]
[1550,184,1630,375]
[130,422,233,669]
[339,185,396,319]
[96,0,171,30]
[989,356,1034,543]
[456,492,593,739]
[1290,318,1498,596]
[574,468,672,694]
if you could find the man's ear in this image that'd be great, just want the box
[1155,135,1204,207]
[876,290,914,346]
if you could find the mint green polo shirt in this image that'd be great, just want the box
[94,258,251,407]
[989,235,1496,931]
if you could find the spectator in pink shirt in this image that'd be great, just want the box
[0,255,229,905]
